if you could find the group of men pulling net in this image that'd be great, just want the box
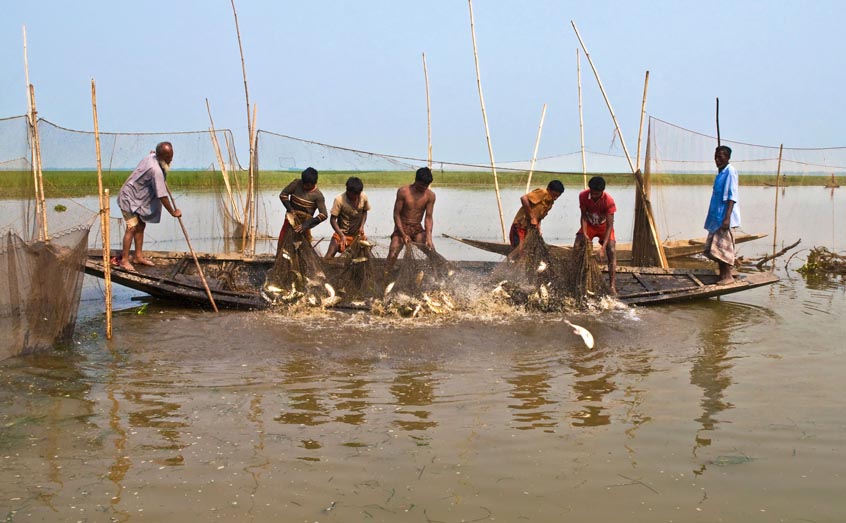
[260,165,614,316]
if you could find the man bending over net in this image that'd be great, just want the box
[510,180,564,248]
[325,177,370,258]
[574,176,617,295]
[277,167,327,246]
[385,167,436,272]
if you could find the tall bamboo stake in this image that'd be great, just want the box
[91,79,113,339]
[242,104,258,253]
[205,98,242,222]
[103,190,113,339]
[577,48,587,190]
[422,52,432,168]
[29,84,48,241]
[468,0,506,241]
[230,0,252,143]
[636,71,650,173]
[525,103,547,194]
[22,26,38,234]
[249,112,259,254]
[771,144,783,272]
[165,186,219,312]
[716,97,721,146]
[571,21,635,174]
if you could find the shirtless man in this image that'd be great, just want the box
[385,167,436,271]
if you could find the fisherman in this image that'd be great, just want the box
[510,179,564,247]
[704,145,741,285]
[115,142,182,271]
[278,167,327,245]
[574,176,617,294]
[385,166,436,271]
[325,176,371,258]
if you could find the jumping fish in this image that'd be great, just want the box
[564,320,595,349]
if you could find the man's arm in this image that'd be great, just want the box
[159,196,182,218]
[424,192,435,248]
[600,213,614,247]
[278,180,297,211]
[519,194,538,226]
[721,200,735,230]
[393,188,408,241]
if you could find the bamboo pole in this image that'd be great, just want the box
[165,186,219,312]
[770,144,783,272]
[223,132,244,198]
[91,79,113,338]
[103,190,113,339]
[636,71,650,173]
[525,103,547,194]
[22,26,38,235]
[230,0,252,143]
[468,0,507,242]
[205,98,241,221]
[571,21,635,174]
[249,113,259,254]
[422,52,432,168]
[716,97,721,146]
[242,104,258,254]
[29,84,48,241]
[577,48,587,190]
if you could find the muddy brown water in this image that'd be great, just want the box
[1,185,844,521]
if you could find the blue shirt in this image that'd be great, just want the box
[704,163,740,233]
[117,153,169,223]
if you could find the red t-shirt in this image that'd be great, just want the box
[578,190,616,226]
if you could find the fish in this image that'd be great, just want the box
[324,283,336,299]
[564,320,595,349]
[265,284,283,293]
[281,251,291,261]
[537,261,548,273]
[352,257,368,263]
[359,240,372,247]
[492,280,511,298]
[384,281,396,298]
[415,271,425,286]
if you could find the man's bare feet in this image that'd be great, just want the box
[132,257,156,267]
[609,285,618,296]
[716,277,735,286]
[119,260,135,271]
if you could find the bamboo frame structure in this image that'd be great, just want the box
[636,71,650,172]
[166,186,219,313]
[422,52,433,168]
[28,84,48,242]
[525,103,547,194]
[577,49,587,190]
[571,20,666,268]
[468,0,506,242]
[205,98,242,222]
[771,144,784,272]
[91,79,113,338]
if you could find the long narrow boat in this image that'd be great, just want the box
[84,249,778,309]
[444,232,767,261]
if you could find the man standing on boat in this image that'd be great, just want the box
[704,145,740,285]
[510,179,564,247]
[574,176,617,294]
[278,167,327,244]
[325,176,370,258]
[385,167,436,271]
[115,142,181,271]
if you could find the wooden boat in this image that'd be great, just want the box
[84,249,778,309]
[444,232,767,262]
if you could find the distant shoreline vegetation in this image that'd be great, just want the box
[0,169,834,198]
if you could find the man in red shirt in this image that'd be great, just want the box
[574,176,617,294]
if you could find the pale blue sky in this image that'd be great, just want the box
[2,1,843,164]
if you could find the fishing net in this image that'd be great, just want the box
[331,235,379,304]
[644,116,846,260]
[0,225,90,360]
[491,229,609,310]
[263,211,334,306]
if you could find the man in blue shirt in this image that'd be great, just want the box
[703,145,741,285]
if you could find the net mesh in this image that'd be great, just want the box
[0,225,89,360]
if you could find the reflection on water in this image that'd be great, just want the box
[390,365,438,432]
[506,355,558,432]
[567,349,617,428]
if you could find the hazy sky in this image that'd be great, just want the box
[2,1,843,164]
